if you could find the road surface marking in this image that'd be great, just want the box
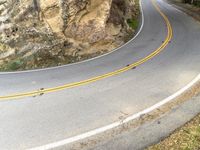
[0,0,173,101]
[29,74,200,150]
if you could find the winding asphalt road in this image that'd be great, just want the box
[0,0,200,149]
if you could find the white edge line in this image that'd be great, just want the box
[0,0,144,75]
[29,74,200,150]
[27,1,200,149]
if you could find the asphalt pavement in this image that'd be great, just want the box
[0,0,199,149]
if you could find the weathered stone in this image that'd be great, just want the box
[0,0,138,70]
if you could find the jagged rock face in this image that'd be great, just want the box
[41,0,135,43]
[64,0,112,43]
[0,0,138,70]
[40,0,63,33]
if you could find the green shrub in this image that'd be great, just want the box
[182,0,200,7]
[7,60,23,70]
[127,18,139,30]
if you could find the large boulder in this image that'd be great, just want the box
[0,0,138,70]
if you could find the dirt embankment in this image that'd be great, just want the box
[0,0,140,71]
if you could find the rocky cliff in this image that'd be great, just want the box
[0,0,139,70]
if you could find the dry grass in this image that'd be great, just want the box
[148,113,200,150]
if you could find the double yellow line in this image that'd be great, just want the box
[0,0,173,100]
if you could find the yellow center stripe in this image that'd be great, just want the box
[0,0,173,100]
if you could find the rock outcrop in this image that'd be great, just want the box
[0,0,139,70]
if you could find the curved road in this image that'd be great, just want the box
[0,0,200,149]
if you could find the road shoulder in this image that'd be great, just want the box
[53,77,200,150]
[166,0,200,22]
[87,86,200,150]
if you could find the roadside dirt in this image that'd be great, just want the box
[59,79,200,150]
[148,112,200,150]
[148,96,200,150]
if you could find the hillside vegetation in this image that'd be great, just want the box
[182,0,200,6]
